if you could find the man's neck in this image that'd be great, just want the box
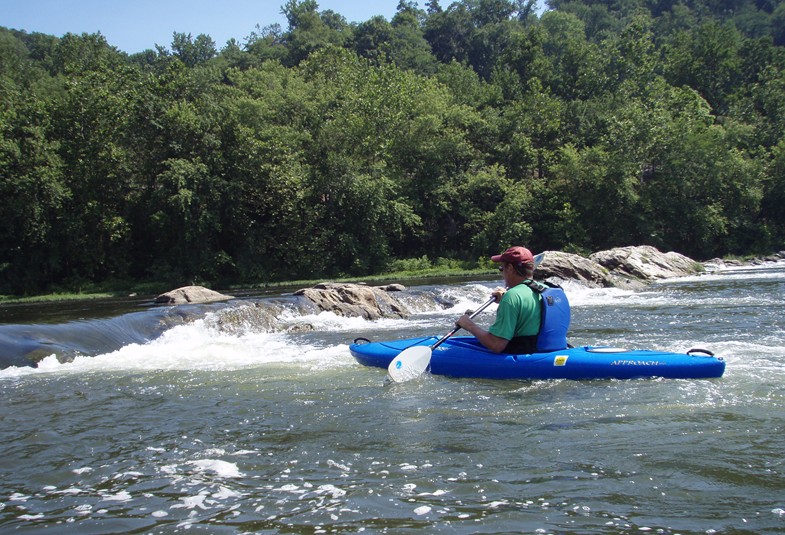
[507,274,528,288]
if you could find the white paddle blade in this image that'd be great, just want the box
[534,252,544,266]
[387,346,432,382]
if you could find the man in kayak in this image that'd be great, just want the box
[456,246,541,353]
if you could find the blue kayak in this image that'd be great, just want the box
[349,336,725,380]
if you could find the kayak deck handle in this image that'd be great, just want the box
[353,337,371,345]
[687,348,715,357]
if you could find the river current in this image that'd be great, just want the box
[0,262,783,534]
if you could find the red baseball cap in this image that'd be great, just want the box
[491,246,534,265]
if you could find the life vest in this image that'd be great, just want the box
[524,280,571,352]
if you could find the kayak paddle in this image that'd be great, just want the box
[387,296,496,383]
[387,252,545,383]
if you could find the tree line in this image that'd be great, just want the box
[2,0,784,295]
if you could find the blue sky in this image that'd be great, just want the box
[2,0,405,54]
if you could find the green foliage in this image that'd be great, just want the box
[663,21,744,114]
[385,255,473,275]
[2,0,785,294]
[168,32,217,67]
[762,139,785,233]
[387,255,433,273]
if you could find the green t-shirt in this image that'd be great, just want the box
[488,282,542,340]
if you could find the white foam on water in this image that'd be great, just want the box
[566,275,785,309]
[100,490,132,502]
[188,460,244,479]
[277,309,408,333]
[557,280,639,308]
[414,505,432,515]
[170,491,210,510]
[705,340,785,376]
[17,514,45,520]
[53,487,85,496]
[212,486,245,500]
[0,316,372,379]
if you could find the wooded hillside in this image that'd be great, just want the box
[2,0,784,294]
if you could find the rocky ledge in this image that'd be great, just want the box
[156,246,779,318]
[296,246,708,319]
[704,251,785,270]
[536,245,704,289]
[294,282,409,320]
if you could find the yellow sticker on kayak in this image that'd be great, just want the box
[554,355,569,366]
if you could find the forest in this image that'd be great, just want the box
[1,0,785,294]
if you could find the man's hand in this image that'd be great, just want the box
[456,314,476,331]
[492,287,506,303]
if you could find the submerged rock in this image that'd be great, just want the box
[295,282,408,320]
[154,285,234,305]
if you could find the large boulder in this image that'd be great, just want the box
[295,282,408,320]
[154,286,234,305]
[534,246,703,288]
[535,250,615,287]
[590,245,703,280]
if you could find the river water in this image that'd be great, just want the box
[0,262,783,534]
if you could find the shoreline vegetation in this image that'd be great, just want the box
[1,250,777,306]
[0,258,494,305]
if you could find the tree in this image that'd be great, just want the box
[352,12,438,74]
[435,60,503,109]
[497,80,563,179]
[468,19,522,80]
[0,87,68,292]
[539,10,605,99]
[302,48,479,259]
[746,63,785,147]
[640,128,764,257]
[170,32,217,67]
[424,2,474,63]
[282,0,320,29]
[243,24,288,65]
[663,21,744,114]
[50,32,124,75]
[426,0,443,15]
[774,2,785,46]
[390,2,439,74]
[147,157,227,281]
[546,0,626,41]
[281,0,351,65]
[3,0,785,292]
[471,0,517,26]
[50,66,141,283]
[554,144,640,250]
[602,15,658,94]
[220,62,319,280]
[456,165,535,256]
[761,139,785,244]
[352,16,394,63]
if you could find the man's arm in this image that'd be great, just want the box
[455,315,509,353]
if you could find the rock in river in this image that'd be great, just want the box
[154,286,234,305]
[295,282,408,320]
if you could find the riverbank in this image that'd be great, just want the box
[3,249,782,306]
[0,267,495,305]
